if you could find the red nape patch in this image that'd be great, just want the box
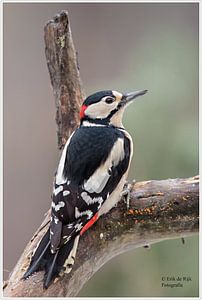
[80,212,99,236]
[80,105,88,119]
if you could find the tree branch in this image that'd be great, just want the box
[3,11,199,297]
[3,176,199,297]
[44,10,85,149]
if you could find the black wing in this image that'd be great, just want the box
[50,126,131,252]
[64,126,124,184]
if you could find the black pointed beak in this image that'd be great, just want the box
[121,89,148,105]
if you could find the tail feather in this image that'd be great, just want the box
[23,230,51,279]
[23,229,80,289]
[23,240,51,279]
[44,250,59,289]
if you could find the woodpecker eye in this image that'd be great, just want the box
[105,97,114,104]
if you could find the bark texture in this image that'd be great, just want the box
[44,11,84,149]
[3,11,199,297]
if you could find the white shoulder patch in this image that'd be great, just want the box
[55,131,75,185]
[83,137,125,194]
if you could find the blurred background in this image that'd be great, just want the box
[3,3,198,297]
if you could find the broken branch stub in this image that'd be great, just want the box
[44,11,85,149]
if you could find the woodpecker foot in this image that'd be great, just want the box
[121,182,132,210]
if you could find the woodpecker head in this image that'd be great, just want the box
[80,89,148,127]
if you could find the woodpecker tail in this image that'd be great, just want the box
[23,229,80,289]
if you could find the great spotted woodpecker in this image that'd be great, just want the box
[23,89,147,288]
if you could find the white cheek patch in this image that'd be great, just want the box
[85,101,117,119]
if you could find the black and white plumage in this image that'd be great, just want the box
[23,89,147,288]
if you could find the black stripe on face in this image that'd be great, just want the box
[80,107,120,126]
[106,107,119,121]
